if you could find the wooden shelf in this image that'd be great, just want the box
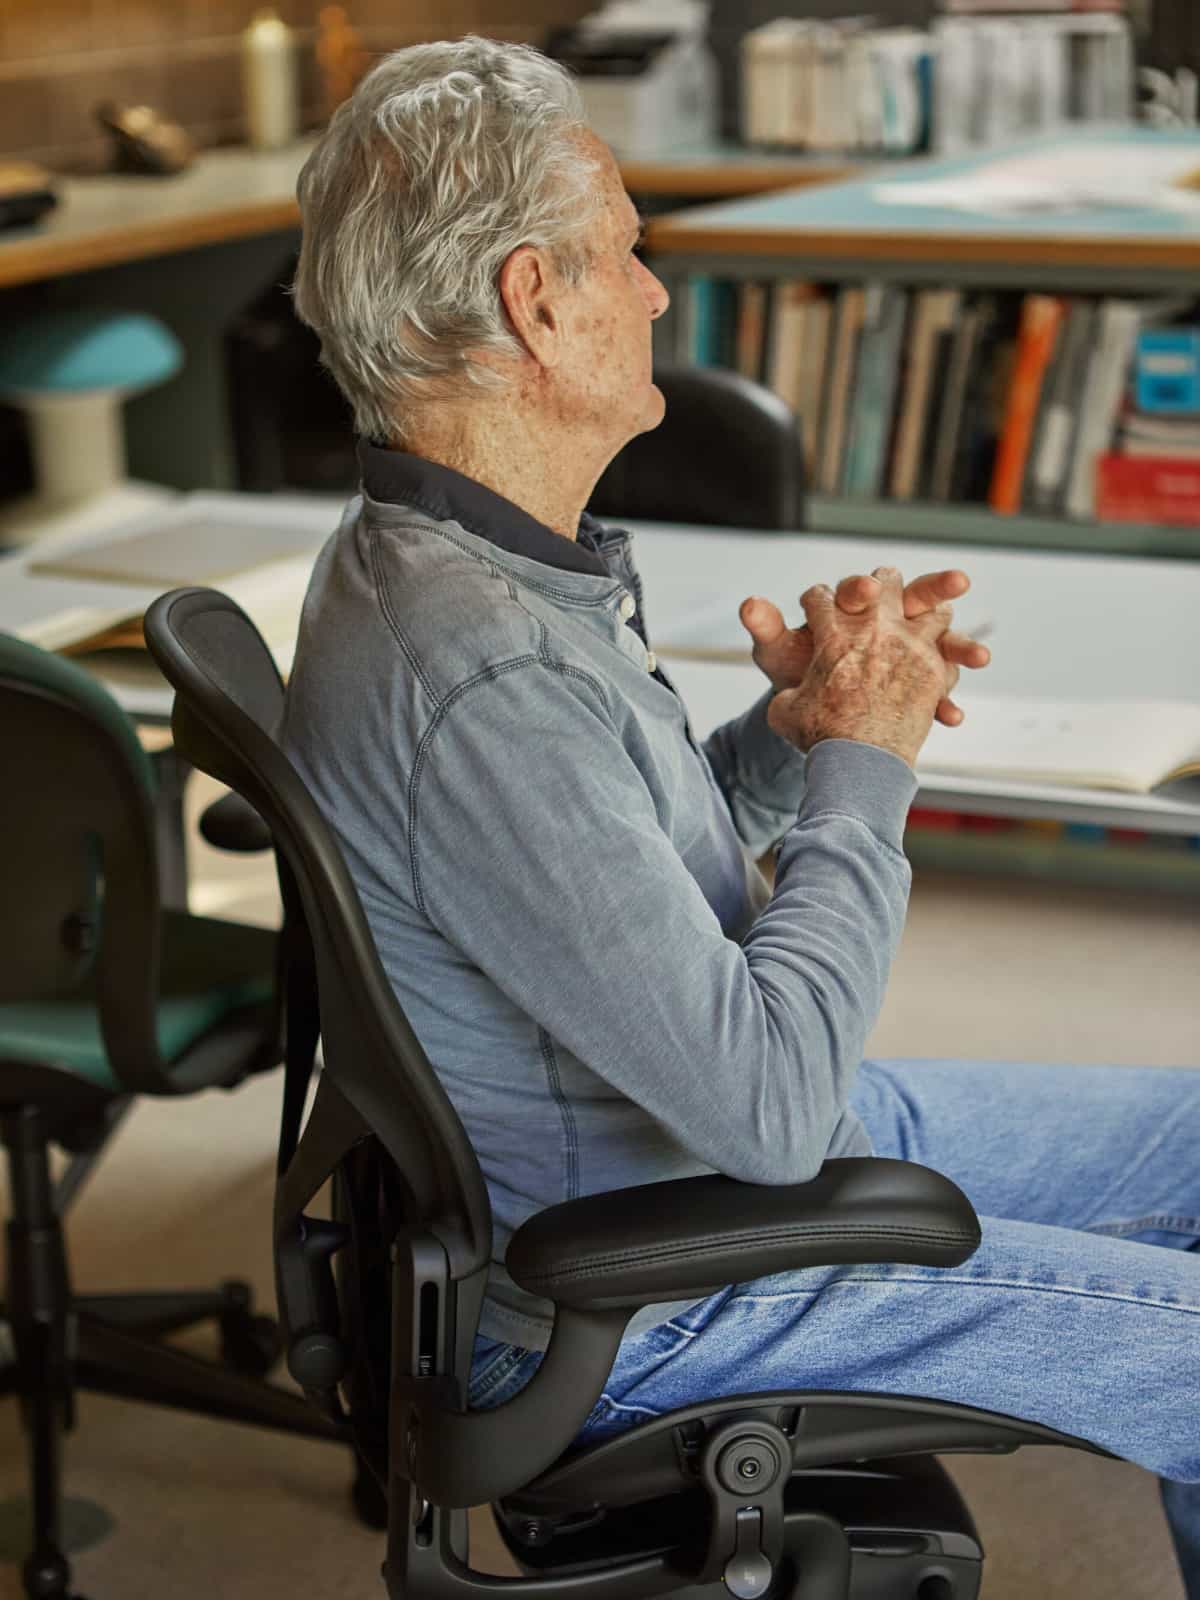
[806,496,1200,560]
[619,153,861,198]
[906,828,1200,896]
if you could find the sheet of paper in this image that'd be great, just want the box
[874,140,1200,215]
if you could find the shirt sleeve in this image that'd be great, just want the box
[410,658,917,1186]
[701,684,812,857]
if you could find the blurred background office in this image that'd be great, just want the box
[2,3,1200,1598]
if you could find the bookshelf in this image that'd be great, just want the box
[643,126,1200,560]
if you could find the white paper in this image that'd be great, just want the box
[875,140,1200,214]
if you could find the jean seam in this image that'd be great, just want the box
[593,1394,663,1422]
[469,1348,523,1403]
[1085,1213,1200,1239]
[732,1275,1200,1316]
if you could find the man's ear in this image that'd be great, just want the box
[498,244,563,370]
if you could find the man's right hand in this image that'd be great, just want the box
[765,566,954,769]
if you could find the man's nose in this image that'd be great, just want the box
[644,266,670,321]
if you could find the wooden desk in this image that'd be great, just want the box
[643,127,1200,293]
[5,493,1198,834]
[0,142,317,291]
[0,140,860,293]
[617,148,860,200]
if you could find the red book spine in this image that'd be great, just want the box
[1095,454,1200,526]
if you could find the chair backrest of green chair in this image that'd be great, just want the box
[0,633,162,1065]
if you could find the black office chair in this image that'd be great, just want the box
[588,366,806,531]
[0,633,343,1600]
[144,588,1110,1600]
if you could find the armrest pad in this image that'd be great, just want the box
[506,1158,980,1311]
[199,790,273,853]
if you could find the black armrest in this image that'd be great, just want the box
[506,1158,980,1312]
[199,789,273,853]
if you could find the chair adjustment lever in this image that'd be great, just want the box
[697,1419,791,1598]
[277,1213,349,1410]
[725,1508,772,1600]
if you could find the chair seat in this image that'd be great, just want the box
[0,909,276,1091]
[502,1389,1106,1520]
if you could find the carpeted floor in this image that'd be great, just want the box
[1,773,1196,1599]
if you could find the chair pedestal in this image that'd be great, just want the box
[0,1106,346,1600]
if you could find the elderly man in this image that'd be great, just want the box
[285,35,1200,1593]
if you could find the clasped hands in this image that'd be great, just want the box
[739,566,992,769]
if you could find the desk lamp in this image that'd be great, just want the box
[0,307,182,547]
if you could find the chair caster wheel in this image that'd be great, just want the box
[351,1453,388,1531]
[219,1311,282,1378]
[21,1550,81,1599]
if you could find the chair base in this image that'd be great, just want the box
[1,1106,347,1600]
[494,1456,982,1600]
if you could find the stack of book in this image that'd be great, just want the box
[1097,327,1200,523]
[737,2,1133,159]
[933,6,1134,154]
[740,19,933,156]
[685,276,1200,528]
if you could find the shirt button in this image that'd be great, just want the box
[618,593,636,621]
[645,651,657,673]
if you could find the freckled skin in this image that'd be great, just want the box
[399,129,670,541]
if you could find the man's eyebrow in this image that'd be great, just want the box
[628,209,647,244]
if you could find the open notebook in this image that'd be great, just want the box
[918,696,1200,795]
[657,655,1200,797]
[19,517,324,660]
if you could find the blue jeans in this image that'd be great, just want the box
[470,1059,1200,1596]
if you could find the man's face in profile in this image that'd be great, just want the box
[555,131,671,459]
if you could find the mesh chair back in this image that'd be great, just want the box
[588,365,806,530]
[0,633,162,1066]
[142,588,492,1281]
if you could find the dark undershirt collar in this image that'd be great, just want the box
[358,439,615,578]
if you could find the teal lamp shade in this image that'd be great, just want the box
[0,310,184,533]
[0,308,182,399]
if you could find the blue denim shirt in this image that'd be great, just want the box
[283,445,917,1352]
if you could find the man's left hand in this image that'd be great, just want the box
[740,568,991,727]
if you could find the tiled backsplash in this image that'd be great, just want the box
[0,0,592,172]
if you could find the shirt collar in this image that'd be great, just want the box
[358,440,616,578]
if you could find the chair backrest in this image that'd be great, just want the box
[588,364,806,530]
[142,588,493,1303]
[0,632,163,1068]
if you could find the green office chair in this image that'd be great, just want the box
[0,633,342,1600]
[145,587,1113,1600]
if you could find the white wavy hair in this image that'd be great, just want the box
[292,35,606,441]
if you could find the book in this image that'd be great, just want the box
[654,654,1200,801]
[889,287,961,501]
[765,279,814,414]
[989,293,1066,515]
[1026,297,1095,514]
[915,317,958,500]
[841,286,908,499]
[17,516,324,659]
[795,292,833,482]
[30,517,316,588]
[687,278,738,368]
[1095,453,1200,524]
[1064,297,1141,520]
[918,696,1200,795]
[950,295,1011,503]
[735,282,769,382]
[1135,327,1200,414]
[1121,412,1200,452]
[817,285,866,495]
[928,298,985,502]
